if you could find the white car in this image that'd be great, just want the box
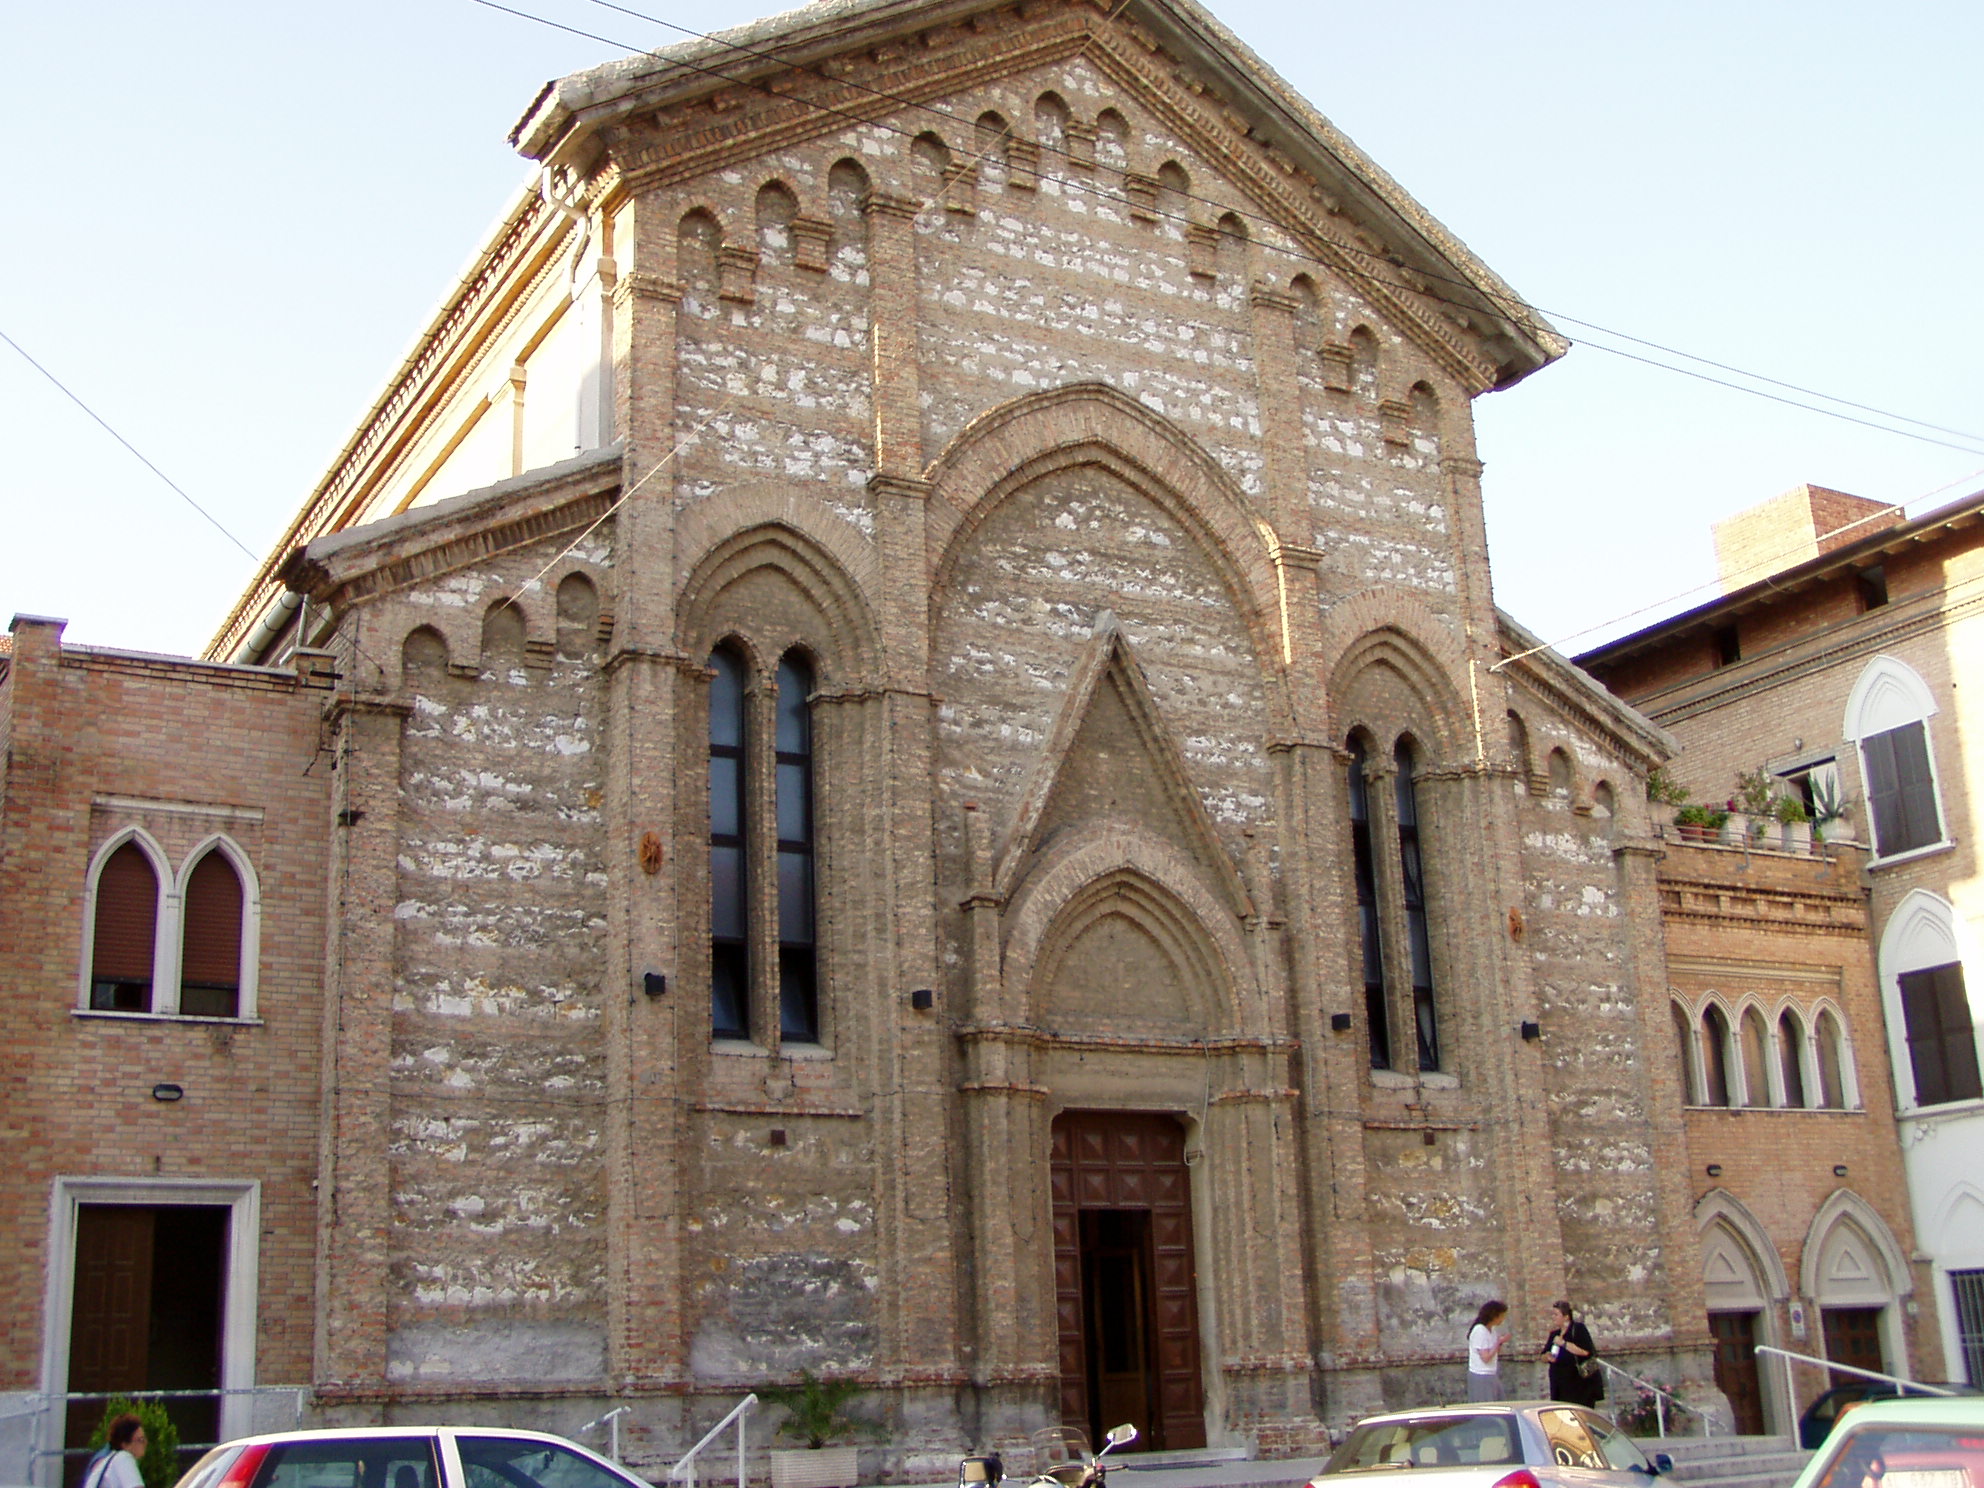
[1311,1402,1673,1488]
[173,1427,652,1488]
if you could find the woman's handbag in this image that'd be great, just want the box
[1577,1354,1602,1379]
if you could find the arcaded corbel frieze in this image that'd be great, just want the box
[1006,136,1041,191]
[1123,172,1158,222]
[1186,222,1218,279]
[1379,398,1412,446]
[1318,343,1354,392]
[861,190,922,224]
[1063,120,1097,172]
[789,216,833,272]
[715,244,758,304]
[1440,455,1486,481]
[613,271,682,308]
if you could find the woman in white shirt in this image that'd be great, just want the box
[86,1415,147,1488]
[1466,1300,1509,1401]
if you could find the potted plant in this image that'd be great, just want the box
[1673,804,1725,844]
[763,1371,867,1488]
[1645,766,1688,810]
[1809,774,1853,846]
[1774,795,1812,853]
[1732,768,1778,844]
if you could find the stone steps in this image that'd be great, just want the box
[1657,1435,1811,1488]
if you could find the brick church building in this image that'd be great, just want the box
[0,0,1938,1475]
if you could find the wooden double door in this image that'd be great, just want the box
[1050,1112,1206,1452]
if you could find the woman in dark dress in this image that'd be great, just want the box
[1541,1299,1603,1406]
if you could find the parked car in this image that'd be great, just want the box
[1797,1381,1982,1450]
[1786,1395,1984,1488]
[172,1427,650,1488]
[1310,1402,1672,1488]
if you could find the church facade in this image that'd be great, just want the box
[3,0,1759,1472]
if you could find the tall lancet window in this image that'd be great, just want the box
[775,652,819,1042]
[709,645,750,1039]
[1395,739,1441,1072]
[1349,738,1391,1069]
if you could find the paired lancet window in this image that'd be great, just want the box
[1347,735,1442,1072]
[83,834,257,1019]
[707,645,820,1045]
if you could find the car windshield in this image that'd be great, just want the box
[1324,1417,1521,1472]
[1811,1424,1984,1488]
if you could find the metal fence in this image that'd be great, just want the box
[0,1388,309,1488]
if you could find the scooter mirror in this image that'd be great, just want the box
[1105,1426,1138,1448]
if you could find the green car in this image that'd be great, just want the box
[1787,1394,1984,1488]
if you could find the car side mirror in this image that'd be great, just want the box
[1105,1426,1138,1449]
[1651,1454,1674,1476]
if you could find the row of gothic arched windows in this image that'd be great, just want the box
[708,645,819,1045]
[82,833,257,1020]
[1673,996,1854,1110]
[1349,734,1441,1072]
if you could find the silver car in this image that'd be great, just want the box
[1311,1402,1674,1488]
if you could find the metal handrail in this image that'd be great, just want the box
[1592,1358,1717,1438]
[668,1394,759,1488]
[577,1406,631,1464]
[1755,1346,1962,1396]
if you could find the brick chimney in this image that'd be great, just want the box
[1711,485,1903,592]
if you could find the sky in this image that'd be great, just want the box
[4,1,1981,661]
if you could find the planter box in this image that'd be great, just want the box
[1719,812,1749,845]
[1780,820,1812,853]
[771,1448,860,1488]
[1676,823,1714,844]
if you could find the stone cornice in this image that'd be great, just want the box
[281,447,623,611]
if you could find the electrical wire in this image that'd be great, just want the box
[0,325,262,563]
[518,0,1984,453]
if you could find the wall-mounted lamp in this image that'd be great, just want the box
[1705,1164,1722,1178]
[151,1083,185,1103]
[1331,1012,1353,1033]
[768,1129,788,1148]
[910,988,935,1011]
[1833,1164,1849,1178]
[643,972,668,998]
[1519,1020,1542,1042]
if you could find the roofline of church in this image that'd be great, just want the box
[1574,484,1984,671]
[508,0,1566,384]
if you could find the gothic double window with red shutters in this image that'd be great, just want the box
[83,832,257,1019]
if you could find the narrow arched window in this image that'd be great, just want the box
[1779,1009,1808,1108]
[1816,1009,1848,1108]
[1672,1003,1700,1104]
[180,851,244,1018]
[91,841,159,1012]
[775,652,819,1043]
[1348,738,1390,1069]
[1702,1005,1732,1107]
[709,645,751,1040]
[1739,1008,1770,1106]
[1395,740,1440,1071]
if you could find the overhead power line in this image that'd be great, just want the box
[0,326,260,562]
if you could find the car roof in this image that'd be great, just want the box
[215,1428,596,1448]
[1822,1396,1984,1426]
[1347,1402,1561,1423]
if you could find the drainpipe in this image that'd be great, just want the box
[229,589,302,665]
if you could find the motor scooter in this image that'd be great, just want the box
[960,1423,1138,1488]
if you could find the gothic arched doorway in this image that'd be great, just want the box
[1050,1111,1207,1452]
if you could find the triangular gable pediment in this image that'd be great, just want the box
[512,0,1562,392]
[993,613,1253,920]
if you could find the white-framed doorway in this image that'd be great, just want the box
[38,1178,261,1486]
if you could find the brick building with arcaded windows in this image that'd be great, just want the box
[0,0,1947,1478]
